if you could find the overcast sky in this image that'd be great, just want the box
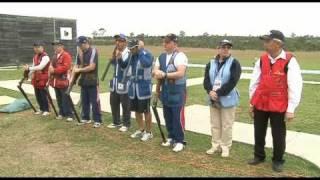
[0,2,319,37]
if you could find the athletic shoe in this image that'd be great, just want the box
[141,132,153,142]
[130,130,144,139]
[161,138,173,147]
[93,122,101,128]
[77,119,92,125]
[221,147,230,157]
[66,117,73,122]
[56,115,63,120]
[118,126,129,132]
[206,146,222,155]
[172,143,184,152]
[107,123,122,129]
[42,111,50,116]
[34,111,43,115]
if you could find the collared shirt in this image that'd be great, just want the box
[29,54,50,71]
[249,50,303,113]
[155,51,188,68]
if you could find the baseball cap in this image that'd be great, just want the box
[51,40,64,46]
[260,30,285,42]
[114,33,127,41]
[218,39,233,47]
[76,36,89,46]
[33,41,45,47]
[127,39,139,49]
[162,33,178,43]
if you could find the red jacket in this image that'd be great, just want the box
[250,52,293,113]
[31,52,50,89]
[49,50,72,89]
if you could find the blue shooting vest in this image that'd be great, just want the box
[159,52,187,107]
[209,56,239,108]
[109,48,130,94]
[128,49,153,100]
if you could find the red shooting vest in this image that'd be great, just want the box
[31,52,50,89]
[250,52,293,113]
[49,51,72,89]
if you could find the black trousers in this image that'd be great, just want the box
[253,108,286,164]
[34,88,49,112]
[109,91,131,127]
[54,87,73,118]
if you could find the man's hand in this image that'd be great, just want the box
[23,64,29,71]
[73,67,82,73]
[154,70,165,80]
[249,105,254,119]
[209,90,218,101]
[285,112,295,122]
[48,65,54,74]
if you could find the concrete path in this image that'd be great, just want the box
[0,78,319,168]
[0,96,16,105]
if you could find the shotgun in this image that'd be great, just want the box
[17,69,37,112]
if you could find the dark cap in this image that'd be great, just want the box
[218,39,233,47]
[76,36,89,46]
[114,33,127,41]
[260,30,285,42]
[51,40,64,46]
[127,39,139,49]
[33,41,45,47]
[162,33,178,43]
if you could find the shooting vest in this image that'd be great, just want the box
[128,49,153,100]
[78,47,99,87]
[31,52,50,89]
[208,56,239,108]
[159,51,187,107]
[49,51,72,89]
[250,52,293,113]
[110,48,130,94]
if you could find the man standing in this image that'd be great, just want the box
[74,36,102,128]
[203,39,242,157]
[48,40,73,122]
[153,33,188,152]
[248,30,303,172]
[107,34,131,132]
[118,39,154,141]
[24,41,50,116]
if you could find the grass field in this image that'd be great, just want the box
[0,45,319,176]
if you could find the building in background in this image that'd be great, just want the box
[0,13,77,67]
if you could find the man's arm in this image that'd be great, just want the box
[78,48,97,73]
[286,57,303,113]
[28,56,50,71]
[54,54,72,74]
[139,50,153,68]
[249,58,262,101]
[203,62,212,94]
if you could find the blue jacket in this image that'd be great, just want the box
[158,52,187,107]
[109,48,130,94]
[119,49,153,100]
[209,56,239,108]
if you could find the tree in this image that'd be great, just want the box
[203,32,209,37]
[92,30,98,38]
[98,28,106,37]
[130,32,135,38]
[291,32,296,38]
[179,30,186,38]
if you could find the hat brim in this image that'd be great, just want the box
[51,42,64,46]
[128,45,138,49]
[259,35,272,40]
[219,42,233,47]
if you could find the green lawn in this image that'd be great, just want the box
[0,85,319,177]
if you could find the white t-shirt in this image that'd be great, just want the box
[155,52,188,68]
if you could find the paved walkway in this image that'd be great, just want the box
[0,78,319,168]
[0,96,16,105]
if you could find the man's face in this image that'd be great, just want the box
[117,39,127,50]
[79,42,89,51]
[217,45,232,58]
[33,46,44,54]
[163,39,176,52]
[130,47,139,54]
[263,39,280,53]
[53,45,63,54]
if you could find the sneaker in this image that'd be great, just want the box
[172,143,184,152]
[77,119,92,125]
[34,111,43,115]
[141,132,153,142]
[66,117,73,122]
[107,123,122,129]
[56,115,63,120]
[206,146,222,155]
[221,147,230,157]
[93,122,102,128]
[130,130,144,139]
[161,138,173,147]
[42,111,50,116]
[118,126,129,132]
[272,162,284,172]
